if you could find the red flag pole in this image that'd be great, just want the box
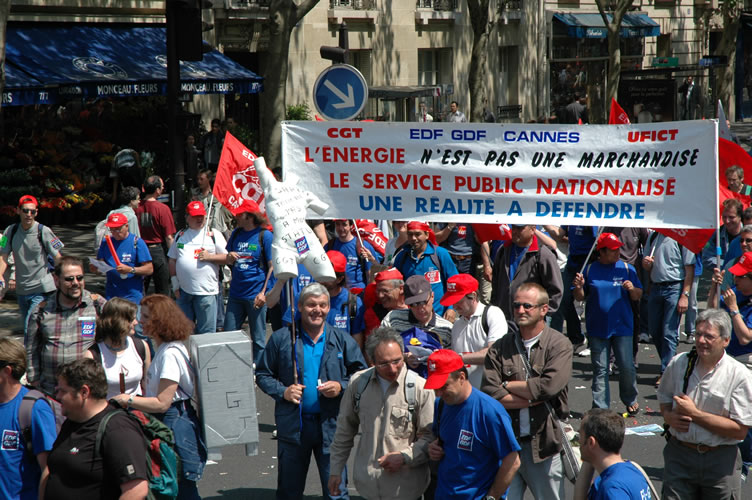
[579,227,604,275]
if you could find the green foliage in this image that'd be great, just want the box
[232,124,259,152]
[286,103,312,121]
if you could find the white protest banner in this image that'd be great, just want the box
[281,121,718,229]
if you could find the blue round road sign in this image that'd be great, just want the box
[313,64,368,121]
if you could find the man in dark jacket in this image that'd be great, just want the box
[490,224,563,320]
[256,282,367,500]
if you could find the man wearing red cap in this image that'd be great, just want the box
[0,195,64,338]
[573,233,642,414]
[326,219,381,289]
[426,349,521,500]
[483,283,572,500]
[223,199,273,364]
[94,212,153,303]
[322,250,365,343]
[393,221,458,319]
[136,176,176,295]
[167,201,228,334]
[440,274,508,388]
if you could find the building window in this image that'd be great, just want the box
[657,34,671,57]
[419,50,439,86]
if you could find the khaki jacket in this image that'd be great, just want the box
[482,326,572,463]
[329,365,434,499]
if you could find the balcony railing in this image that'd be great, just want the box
[501,0,521,10]
[330,0,376,8]
[227,0,271,8]
[417,0,458,11]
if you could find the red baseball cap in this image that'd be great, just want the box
[730,251,752,276]
[18,195,38,208]
[374,268,403,283]
[186,201,206,217]
[424,349,465,390]
[230,199,262,217]
[596,232,623,250]
[440,274,479,307]
[326,250,347,273]
[105,212,128,228]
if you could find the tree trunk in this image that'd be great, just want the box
[0,0,13,116]
[467,1,490,122]
[595,0,632,122]
[716,14,740,117]
[260,0,320,171]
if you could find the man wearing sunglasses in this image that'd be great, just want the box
[26,256,106,396]
[0,195,64,339]
[482,283,573,500]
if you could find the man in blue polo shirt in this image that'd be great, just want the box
[576,409,653,499]
[393,221,458,320]
[256,283,366,500]
[427,349,521,500]
[93,212,153,302]
[322,250,365,343]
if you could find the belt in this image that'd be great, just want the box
[672,437,721,454]
[147,243,163,247]
[451,254,472,261]
[654,280,681,286]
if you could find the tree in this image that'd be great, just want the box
[466,0,493,122]
[261,0,320,170]
[714,1,743,118]
[594,0,634,123]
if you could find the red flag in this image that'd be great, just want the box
[212,132,265,213]
[719,137,752,198]
[471,223,511,243]
[608,98,631,125]
[352,219,386,257]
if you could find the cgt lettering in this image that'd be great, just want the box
[327,127,363,139]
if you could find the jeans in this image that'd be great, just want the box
[648,282,682,373]
[588,335,638,409]
[145,244,170,295]
[550,263,584,345]
[160,401,207,500]
[507,441,565,500]
[216,289,225,331]
[177,290,217,334]
[276,415,348,500]
[19,291,52,344]
[224,297,267,365]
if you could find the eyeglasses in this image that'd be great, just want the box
[741,238,752,244]
[20,208,37,214]
[375,358,403,369]
[512,301,545,311]
[62,275,85,282]
[695,332,721,341]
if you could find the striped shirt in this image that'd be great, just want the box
[381,308,453,348]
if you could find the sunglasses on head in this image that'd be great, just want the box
[62,275,85,282]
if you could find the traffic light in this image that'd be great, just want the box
[170,0,213,62]
[320,22,349,65]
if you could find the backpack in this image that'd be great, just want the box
[89,338,147,364]
[7,223,56,272]
[97,408,180,500]
[393,243,445,287]
[227,227,268,273]
[18,388,64,461]
[353,367,419,425]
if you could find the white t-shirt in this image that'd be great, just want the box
[167,227,227,295]
[97,336,144,400]
[147,341,194,402]
[451,304,508,388]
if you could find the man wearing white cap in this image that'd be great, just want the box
[167,201,227,334]
[93,212,153,302]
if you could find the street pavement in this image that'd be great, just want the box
[4,120,752,498]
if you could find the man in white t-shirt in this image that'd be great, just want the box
[167,201,228,334]
[440,273,508,388]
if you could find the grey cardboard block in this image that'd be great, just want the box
[190,330,259,454]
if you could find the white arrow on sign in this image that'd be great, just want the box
[324,80,355,109]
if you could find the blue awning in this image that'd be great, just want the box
[3,61,57,106]
[2,23,263,105]
[553,12,660,39]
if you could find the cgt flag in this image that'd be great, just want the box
[352,219,387,257]
[212,132,265,213]
[608,98,631,125]
[471,223,511,243]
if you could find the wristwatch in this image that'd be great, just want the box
[502,380,509,389]
[730,310,740,317]
[483,496,496,500]
[131,266,136,274]
[682,291,690,297]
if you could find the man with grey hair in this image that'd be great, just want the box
[328,327,434,499]
[658,308,752,499]
[257,282,367,500]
